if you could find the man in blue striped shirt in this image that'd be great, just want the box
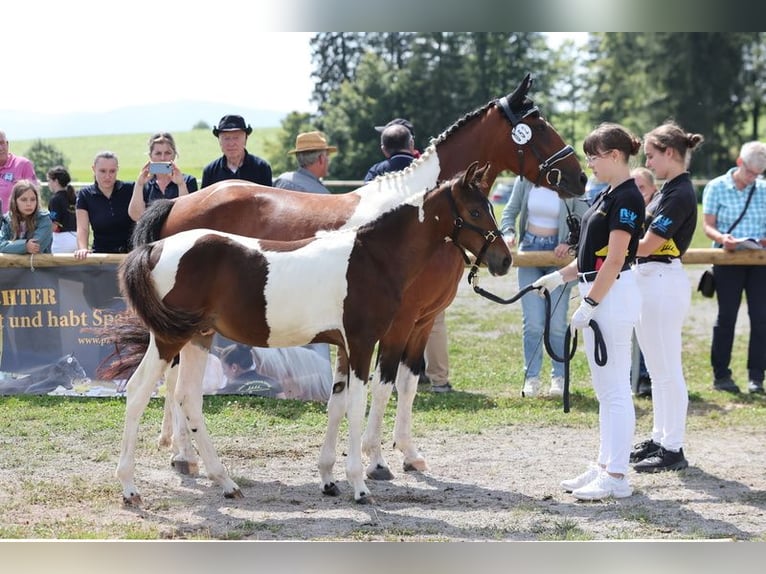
[702,141,766,394]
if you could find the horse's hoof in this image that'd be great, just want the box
[366,465,395,481]
[355,493,375,505]
[122,493,142,507]
[323,482,341,497]
[224,488,244,499]
[403,459,428,472]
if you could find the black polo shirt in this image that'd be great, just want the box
[142,174,199,205]
[201,150,272,188]
[577,179,645,274]
[75,181,135,253]
[642,172,697,259]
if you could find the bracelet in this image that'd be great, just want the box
[584,296,599,307]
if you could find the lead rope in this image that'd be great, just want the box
[468,276,606,413]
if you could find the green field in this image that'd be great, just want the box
[12,127,281,183]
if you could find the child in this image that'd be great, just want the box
[0,179,53,254]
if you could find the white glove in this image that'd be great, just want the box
[532,271,564,292]
[570,299,597,331]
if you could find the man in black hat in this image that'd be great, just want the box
[201,114,272,188]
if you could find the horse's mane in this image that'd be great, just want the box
[429,94,538,148]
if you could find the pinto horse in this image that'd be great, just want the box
[111,73,586,484]
[115,162,511,505]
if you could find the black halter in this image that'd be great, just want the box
[445,185,501,272]
[494,95,575,189]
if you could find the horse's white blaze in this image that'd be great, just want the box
[262,231,353,347]
[343,148,441,230]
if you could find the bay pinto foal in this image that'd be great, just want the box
[115,162,512,505]
[123,73,586,483]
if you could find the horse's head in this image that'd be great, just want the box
[445,161,512,277]
[492,73,587,198]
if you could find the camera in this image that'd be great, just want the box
[149,162,173,175]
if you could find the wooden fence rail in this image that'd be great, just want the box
[2,248,764,269]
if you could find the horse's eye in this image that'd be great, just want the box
[469,209,480,218]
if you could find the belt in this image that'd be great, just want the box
[578,271,613,283]
[578,266,630,283]
[635,256,674,264]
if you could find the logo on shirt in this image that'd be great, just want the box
[2,173,14,182]
[619,208,638,228]
[652,215,673,234]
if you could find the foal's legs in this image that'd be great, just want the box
[175,341,242,499]
[116,336,173,506]
[158,362,200,475]
[318,348,372,503]
[318,351,348,496]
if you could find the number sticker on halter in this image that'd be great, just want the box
[511,124,532,145]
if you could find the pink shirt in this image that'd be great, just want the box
[0,153,38,214]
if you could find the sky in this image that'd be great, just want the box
[5,0,587,119]
[6,3,316,115]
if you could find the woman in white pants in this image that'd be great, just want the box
[534,123,645,501]
[630,121,704,472]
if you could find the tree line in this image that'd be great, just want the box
[266,32,766,184]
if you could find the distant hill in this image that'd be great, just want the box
[0,100,290,140]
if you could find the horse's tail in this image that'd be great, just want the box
[131,198,174,245]
[95,314,151,380]
[118,241,208,347]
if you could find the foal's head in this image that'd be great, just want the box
[441,161,512,277]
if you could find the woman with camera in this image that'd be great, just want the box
[128,132,198,222]
[500,176,589,397]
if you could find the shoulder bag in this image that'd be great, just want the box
[697,182,757,298]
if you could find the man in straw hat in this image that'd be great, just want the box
[201,114,272,188]
[273,131,338,194]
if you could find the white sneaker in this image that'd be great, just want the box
[572,471,633,501]
[549,376,565,397]
[522,377,541,397]
[560,463,600,492]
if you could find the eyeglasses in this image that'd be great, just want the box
[741,162,763,179]
[585,151,611,164]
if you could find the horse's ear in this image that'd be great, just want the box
[508,73,532,106]
[461,161,479,188]
[475,162,491,182]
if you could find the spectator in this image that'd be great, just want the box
[46,166,78,253]
[0,179,52,254]
[630,121,704,473]
[273,131,337,193]
[271,131,339,377]
[534,123,645,501]
[201,115,272,188]
[364,123,418,182]
[74,151,134,260]
[374,117,420,156]
[701,141,766,394]
[128,132,198,221]
[0,129,38,214]
[217,343,286,399]
[500,176,588,397]
[630,166,660,398]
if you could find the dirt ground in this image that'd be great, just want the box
[2,266,765,542]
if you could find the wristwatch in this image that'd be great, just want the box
[583,296,599,307]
